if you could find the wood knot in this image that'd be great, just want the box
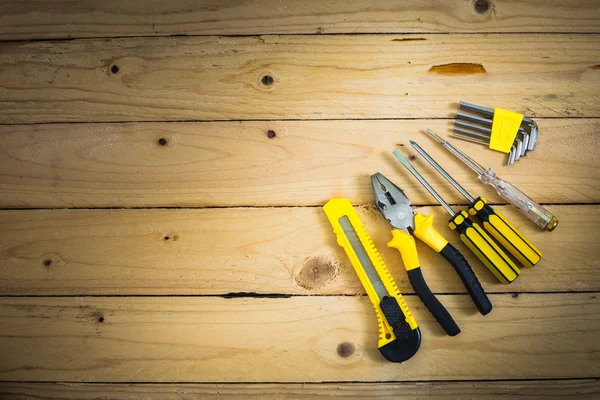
[267,130,277,139]
[474,0,491,13]
[261,75,274,86]
[295,255,340,290]
[157,138,168,146]
[337,342,355,358]
[91,311,105,324]
[512,292,519,298]
[110,65,119,74]
[40,253,65,270]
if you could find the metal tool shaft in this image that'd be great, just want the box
[455,120,529,156]
[456,112,493,126]
[409,141,475,203]
[450,133,516,166]
[459,101,538,150]
[392,149,456,216]
[453,125,521,164]
[450,134,490,146]
[455,120,491,135]
[453,127,490,141]
[426,129,486,175]
[459,101,494,118]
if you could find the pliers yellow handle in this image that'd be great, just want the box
[388,227,460,336]
[390,213,492,316]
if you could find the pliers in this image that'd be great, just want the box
[371,173,492,336]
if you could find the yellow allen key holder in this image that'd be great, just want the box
[392,149,520,284]
[410,140,542,269]
[323,198,421,363]
[489,108,524,153]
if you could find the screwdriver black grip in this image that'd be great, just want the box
[449,211,520,284]
[407,268,460,337]
[439,243,493,315]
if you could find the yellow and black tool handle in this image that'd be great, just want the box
[323,198,421,363]
[468,197,542,268]
[449,211,521,284]
[407,267,460,336]
[439,243,492,315]
[378,295,422,362]
[410,213,491,315]
[388,230,460,337]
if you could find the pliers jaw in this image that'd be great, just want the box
[371,173,415,233]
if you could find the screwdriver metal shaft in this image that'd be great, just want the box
[409,140,542,268]
[392,149,520,284]
[425,129,558,232]
[426,129,485,174]
[391,149,455,216]
[409,141,474,202]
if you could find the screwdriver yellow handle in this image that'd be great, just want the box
[468,197,542,268]
[449,211,521,284]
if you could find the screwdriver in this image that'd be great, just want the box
[409,140,542,269]
[425,129,558,232]
[392,149,520,284]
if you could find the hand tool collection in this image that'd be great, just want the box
[322,116,556,363]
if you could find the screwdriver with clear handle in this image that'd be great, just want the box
[410,140,542,269]
[425,129,558,232]
[392,149,520,284]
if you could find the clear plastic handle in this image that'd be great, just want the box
[479,168,558,231]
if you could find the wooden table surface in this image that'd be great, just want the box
[1,1,599,399]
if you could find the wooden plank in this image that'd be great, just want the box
[1,35,599,123]
[0,294,598,382]
[1,380,599,400]
[1,0,600,40]
[0,205,597,295]
[1,119,598,209]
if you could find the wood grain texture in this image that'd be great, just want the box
[1,205,597,295]
[2,380,599,400]
[1,119,598,209]
[1,0,600,40]
[0,294,598,382]
[1,35,599,123]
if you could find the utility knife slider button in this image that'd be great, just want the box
[380,296,412,341]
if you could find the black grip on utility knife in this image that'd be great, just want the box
[440,243,493,315]
[407,268,460,337]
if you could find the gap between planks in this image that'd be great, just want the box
[1,379,600,400]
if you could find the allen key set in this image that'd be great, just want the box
[452,101,539,166]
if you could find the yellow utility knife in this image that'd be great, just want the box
[323,198,421,363]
